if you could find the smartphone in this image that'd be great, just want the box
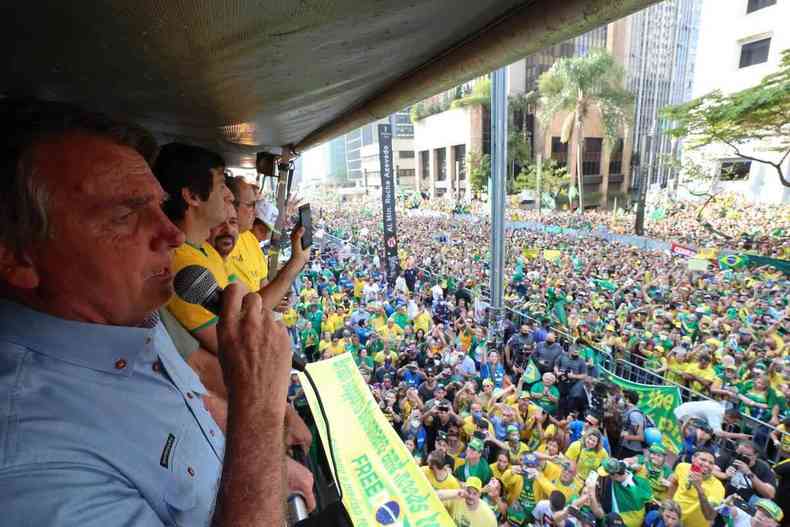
[297,204,312,250]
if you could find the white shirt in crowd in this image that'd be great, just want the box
[431,283,444,302]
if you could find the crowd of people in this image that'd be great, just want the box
[2,97,787,527]
[276,191,789,526]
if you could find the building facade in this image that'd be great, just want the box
[508,25,632,206]
[345,109,416,193]
[683,0,789,203]
[412,102,486,200]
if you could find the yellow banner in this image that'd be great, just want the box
[522,247,539,260]
[543,249,562,263]
[695,247,719,260]
[301,354,454,527]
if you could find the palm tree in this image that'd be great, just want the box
[537,49,634,211]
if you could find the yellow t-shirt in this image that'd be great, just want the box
[421,466,461,491]
[671,463,724,527]
[168,242,229,332]
[565,440,607,482]
[282,308,298,328]
[688,363,718,393]
[535,473,580,502]
[413,311,432,334]
[446,498,497,527]
[225,231,267,292]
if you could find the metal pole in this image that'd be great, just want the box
[536,153,542,215]
[489,68,507,351]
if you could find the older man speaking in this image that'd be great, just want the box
[0,99,298,526]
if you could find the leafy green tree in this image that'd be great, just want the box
[537,49,634,210]
[662,49,790,187]
[467,150,490,197]
[513,159,569,199]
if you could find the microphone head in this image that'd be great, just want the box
[174,265,221,314]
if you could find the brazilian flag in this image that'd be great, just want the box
[719,254,746,270]
[522,359,541,385]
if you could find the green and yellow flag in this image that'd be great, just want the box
[301,355,455,527]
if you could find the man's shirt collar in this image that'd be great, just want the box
[0,299,153,376]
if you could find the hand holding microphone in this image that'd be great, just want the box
[216,282,293,403]
[174,265,305,371]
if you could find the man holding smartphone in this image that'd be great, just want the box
[666,448,724,527]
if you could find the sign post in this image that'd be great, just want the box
[378,124,400,289]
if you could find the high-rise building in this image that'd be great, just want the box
[625,0,702,190]
[684,0,789,203]
[345,109,416,192]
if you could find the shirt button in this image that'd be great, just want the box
[187,466,195,477]
[210,429,215,436]
[187,392,194,399]
[145,337,152,345]
[115,359,127,370]
[152,361,162,373]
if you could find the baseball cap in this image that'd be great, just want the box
[521,453,539,468]
[464,476,483,492]
[598,458,627,476]
[468,437,485,452]
[755,499,783,522]
[254,200,279,233]
[506,425,520,435]
[649,444,667,455]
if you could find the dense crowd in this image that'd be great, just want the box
[279,193,790,526]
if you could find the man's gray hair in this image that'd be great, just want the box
[0,98,158,255]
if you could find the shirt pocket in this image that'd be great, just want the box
[161,424,202,526]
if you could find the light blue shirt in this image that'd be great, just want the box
[0,300,224,526]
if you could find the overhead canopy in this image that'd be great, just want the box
[1,0,656,166]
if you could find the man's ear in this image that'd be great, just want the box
[0,244,40,289]
[181,187,202,208]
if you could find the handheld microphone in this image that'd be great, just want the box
[173,265,305,371]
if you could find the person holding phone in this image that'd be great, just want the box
[666,447,724,527]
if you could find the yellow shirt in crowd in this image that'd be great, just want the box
[421,466,461,491]
[446,498,497,527]
[671,463,724,527]
[225,231,267,292]
[168,242,229,332]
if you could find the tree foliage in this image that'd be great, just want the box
[514,160,570,198]
[467,150,490,194]
[537,49,634,208]
[662,49,790,187]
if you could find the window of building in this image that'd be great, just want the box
[582,138,603,176]
[551,137,568,165]
[397,168,415,180]
[453,145,467,180]
[362,124,374,145]
[395,124,414,138]
[747,0,776,14]
[435,148,447,181]
[435,188,447,197]
[398,150,415,159]
[719,159,751,181]
[739,38,771,68]
[420,151,429,180]
[608,138,624,175]
[394,113,411,124]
